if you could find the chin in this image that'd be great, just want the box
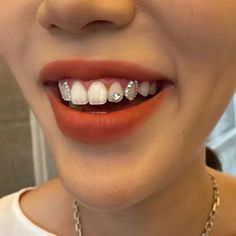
[47,116,190,211]
[54,149,161,211]
[57,168,152,211]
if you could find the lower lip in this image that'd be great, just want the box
[46,85,173,145]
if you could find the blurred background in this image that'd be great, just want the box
[0,56,236,197]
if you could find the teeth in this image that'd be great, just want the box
[71,81,88,105]
[124,80,139,101]
[58,80,160,105]
[88,81,107,105]
[138,81,150,97]
[108,82,123,103]
[58,81,71,101]
[149,82,158,95]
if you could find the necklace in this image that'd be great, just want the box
[73,173,220,236]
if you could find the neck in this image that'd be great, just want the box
[77,155,212,236]
[55,150,213,236]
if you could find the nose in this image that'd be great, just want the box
[37,0,135,34]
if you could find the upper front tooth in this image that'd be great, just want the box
[108,82,123,103]
[88,81,108,105]
[58,81,71,101]
[138,81,150,97]
[71,81,88,105]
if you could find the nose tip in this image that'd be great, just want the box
[37,0,135,34]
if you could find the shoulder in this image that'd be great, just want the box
[0,191,18,211]
[0,190,19,222]
[0,189,29,233]
[0,187,51,236]
[0,189,29,219]
[207,167,236,236]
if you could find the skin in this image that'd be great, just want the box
[1,0,236,235]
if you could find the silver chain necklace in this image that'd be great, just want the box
[73,173,220,236]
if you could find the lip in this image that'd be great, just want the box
[40,58,174,83]
[39,58,175,145]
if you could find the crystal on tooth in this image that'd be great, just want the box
[124,80,139,101]
[58,81,71,101]
[112,92,122,102]
[108,81,123,103]
[138,81,150,97]
[71,81,88,105]
[88,81,108,105]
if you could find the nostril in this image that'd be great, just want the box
[82,20,113,30]
[48,24,57,29]
[48,21,112,32]
[45,24,58,30]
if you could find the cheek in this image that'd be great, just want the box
[0,1,39,57]
[147,0,236,59]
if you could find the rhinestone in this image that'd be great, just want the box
[124,80,139,101]
[112,92,122,102]
[59,81,71,101]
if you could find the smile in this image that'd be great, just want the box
[40,58,175,145]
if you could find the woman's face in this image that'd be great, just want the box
[1,1,236,209]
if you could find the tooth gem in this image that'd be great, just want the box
[108,81,123,103]
[124,80,139,101]
[59,81,71,101]
[112,92,122,102]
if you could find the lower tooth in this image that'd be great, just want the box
[89,111,108,114]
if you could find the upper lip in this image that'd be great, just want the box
[39,58,174,85]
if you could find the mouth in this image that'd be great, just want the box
[40,58,175,145]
